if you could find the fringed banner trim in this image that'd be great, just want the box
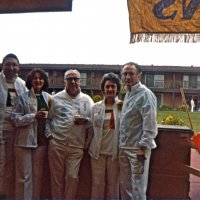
[130,33,200,43]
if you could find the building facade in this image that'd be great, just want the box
[17,64,200,110]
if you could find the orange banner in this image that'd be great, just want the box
[128,0,200,33]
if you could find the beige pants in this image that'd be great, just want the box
[0,129,15,200]
[91,155,120,200]
[48,139,84,200]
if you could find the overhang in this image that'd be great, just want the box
[0,0,72,13]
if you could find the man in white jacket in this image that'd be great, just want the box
[45,69,94,200]
[0,53,27,199]
[119,62,157,200]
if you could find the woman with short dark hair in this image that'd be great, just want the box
[11,68,52,200]
[89,72,121,200]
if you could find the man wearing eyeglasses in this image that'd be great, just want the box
[0,53,27,199]
[45,69,94,200]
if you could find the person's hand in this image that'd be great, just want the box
[35,109,48,119]
[74,115,88,125]
[136,148,146,162]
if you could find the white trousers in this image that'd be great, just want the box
[119,149,151,200]
[15,145,47,200]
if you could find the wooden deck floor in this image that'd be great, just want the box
[189,148,200,200]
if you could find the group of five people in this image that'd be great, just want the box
[0,53,157,200]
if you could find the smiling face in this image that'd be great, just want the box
[122,64,141,91]
[2,57,20,81]
[32,72,45,94]
[64,70,81,98]
[104,80,118,104]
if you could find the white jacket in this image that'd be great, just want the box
[11,89,52,148]
[0,71,27,140]
[45,90,94,148]
[119,82,157,150]
[89,97,121,160]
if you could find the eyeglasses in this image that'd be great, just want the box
[65,77,80,82]
[4,62,18,67]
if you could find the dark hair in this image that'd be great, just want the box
[26,68,49,91]
[100,72,121,93]
[2,53,20,65]
[121,62,142,74]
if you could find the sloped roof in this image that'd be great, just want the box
[142,65,200,73]
[20,64,122,72]
[20,63,200,74]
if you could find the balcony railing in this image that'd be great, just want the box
[49,77,200,91]
[145,80,200,90]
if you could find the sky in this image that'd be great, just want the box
[0,0,199,66]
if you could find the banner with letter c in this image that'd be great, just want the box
[127,0,200,42]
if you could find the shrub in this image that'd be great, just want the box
[177,104,189,112]
[92,95,102,103]
[158,105,173,111]
[161,114,185,126]
[118,83,126,101]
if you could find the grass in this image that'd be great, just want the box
[157,110,200,134]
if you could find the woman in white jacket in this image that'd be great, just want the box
[11,68,52,200]
[89,73,121,200]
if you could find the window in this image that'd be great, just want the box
[154,75,164,88]
[197,76,200,88]
[183,75,189,88]
[183,75,198,88]
[155,94,162,108]
[189,75,197,88]
[146,74,154,87]
[80,73,87,86]
[146,74,164,88]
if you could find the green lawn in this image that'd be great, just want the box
[157,110,200,134]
